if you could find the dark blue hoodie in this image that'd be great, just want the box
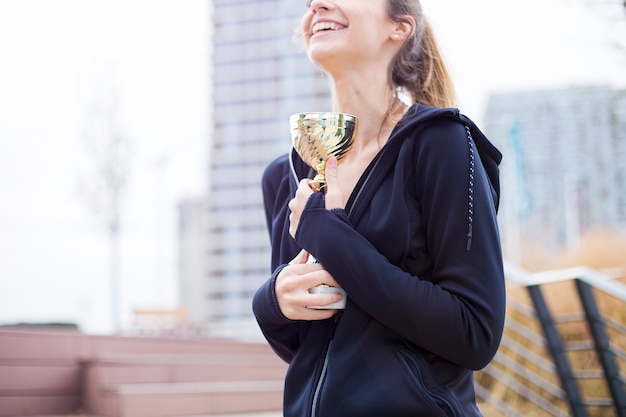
[253,104,505,417]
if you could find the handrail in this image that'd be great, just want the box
[476,261,626,417]
[504,262,626,301]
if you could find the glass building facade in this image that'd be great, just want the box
[483,85,626,263]
[181,0,331,337]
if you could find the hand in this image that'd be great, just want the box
[275,249,344,320]
[288,178,313,239]
[288,156,344,238]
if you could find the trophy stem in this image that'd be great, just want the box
[309,161,326,193]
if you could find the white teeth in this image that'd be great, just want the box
[312,22,343,35]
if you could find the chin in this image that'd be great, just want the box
[307,44,343,69]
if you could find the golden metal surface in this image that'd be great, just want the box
[289,112,358,193]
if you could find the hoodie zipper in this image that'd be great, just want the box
[288,139,394,417]
[290,145,389,417]
[310,343,331,417]
[310,313,341,417]
[289,149,341,417]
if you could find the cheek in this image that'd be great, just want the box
[300,14,311,38]
[300,20,314,54]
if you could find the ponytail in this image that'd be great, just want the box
[389,2,457,108]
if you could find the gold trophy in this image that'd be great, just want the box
[289,112,357,309]
[289,112,358,193]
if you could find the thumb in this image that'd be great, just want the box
[324,156,343,210]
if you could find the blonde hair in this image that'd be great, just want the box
[388,0,457,108]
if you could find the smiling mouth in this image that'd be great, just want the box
[311,21,346,36]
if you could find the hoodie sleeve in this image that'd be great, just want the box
[252,154,307,363]
[294,119,506,370]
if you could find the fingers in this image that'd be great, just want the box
[274,263,344,320]
[290,157,345,237]
[324,156,343,210]
[289,249,310,265]
[307,285,346,310]
[288,179,314,238]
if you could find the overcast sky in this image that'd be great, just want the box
[0,0,624,334]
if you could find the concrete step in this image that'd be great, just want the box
[83,352,287,416]
[103,380,283,417]
[0,329,286,417]
[85,352,287,385]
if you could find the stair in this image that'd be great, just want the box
[104,380,283,417]
[0,328,287,417]
[84,348,287,416]
[0,328,83,416]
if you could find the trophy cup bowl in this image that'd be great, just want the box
[289,112,358,193]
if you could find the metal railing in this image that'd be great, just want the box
[475,263,626,417]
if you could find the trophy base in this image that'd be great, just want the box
[307,285,347,310]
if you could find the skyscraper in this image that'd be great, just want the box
[180,0,331,337]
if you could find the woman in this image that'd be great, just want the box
[253,0,506,416]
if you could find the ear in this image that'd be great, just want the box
[390,16,415,41]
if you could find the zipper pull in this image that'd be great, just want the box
[466,223,473,251]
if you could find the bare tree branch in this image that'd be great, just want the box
[79,72,132,331]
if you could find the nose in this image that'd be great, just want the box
[308,0,333,12]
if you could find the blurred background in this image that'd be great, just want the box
[0,0,624,335]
